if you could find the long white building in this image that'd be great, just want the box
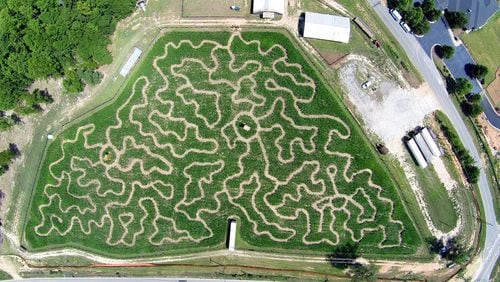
[228,220,237,252]
[422,127,442,157]
[303,12,351,43]
[120,47,142,77]
[414,133,434,163]
[406,138,428,168]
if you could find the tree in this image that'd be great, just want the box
[413,20,430,35]
[388,0,412,11]
[421,0,442,22]
[403,7,424,27]
[465,64,489,80]
[450,78,473,96]
[63,70,84,93]
[349,264,377,282]
[438,45,455,59]
[445,11,469,29]
[461,100,482,118]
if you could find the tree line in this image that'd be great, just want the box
[0,0,136,113]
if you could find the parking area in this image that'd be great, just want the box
[181,0,253,18]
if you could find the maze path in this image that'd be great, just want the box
[30,32,406,253]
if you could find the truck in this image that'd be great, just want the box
[390,9,403,22]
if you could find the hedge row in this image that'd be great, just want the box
[435,111,480,184]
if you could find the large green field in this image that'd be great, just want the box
[24,30,421,258]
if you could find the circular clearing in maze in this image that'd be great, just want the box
[233,113,259,142]
[100,145,118,166]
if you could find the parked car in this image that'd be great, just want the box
[362,80,372,89]
[230,5,241,11]
[390,9,403,22]
[400,22,411,33]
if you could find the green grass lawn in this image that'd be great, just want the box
[414,166,458,233]
[23,30,421,258]
[0,270,12,281]
[461,12,500,86]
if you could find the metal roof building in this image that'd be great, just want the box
[252,0,285,15]
[303,12,351,43]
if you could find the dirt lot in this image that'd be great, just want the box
[478,114,500,154]
[486,68,500,110]
[338,55,441,154]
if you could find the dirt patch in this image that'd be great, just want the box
[338,56,441,154]
[477,113,500,154]
[315,48,349,67]
[486,68,500,110]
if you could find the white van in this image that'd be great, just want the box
[390,9,403,22]
[400,22,412,33]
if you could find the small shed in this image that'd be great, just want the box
[303,12,351,43]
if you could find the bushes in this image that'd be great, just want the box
[449,77,473,96]
[465,63,489,80]
[437,45,455,59]
[435,111,480,183]
[0,144,20,175]
[445,10,469,29]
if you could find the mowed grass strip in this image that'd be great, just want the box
[24,30,422,258]
[461,13,500,86]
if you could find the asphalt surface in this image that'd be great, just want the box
[415,14,500,129]
[368,1,500,281]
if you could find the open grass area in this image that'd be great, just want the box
[414,166,458,233]
[461,13,500,86]
[23,30,421,258]
[181,0,252,18]
[0,270,12,281]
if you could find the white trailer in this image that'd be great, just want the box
[120,47,143,77]
[228,220,237,252]
[422,128,442,157]
[407,138,428,168]
[414,133,434,163]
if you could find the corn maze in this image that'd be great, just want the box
[25,31,420,257]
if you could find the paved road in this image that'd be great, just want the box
[368,1,500,281]
[414,14,500,129]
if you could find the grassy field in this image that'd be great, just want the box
[23,30,421,258]
[0,270,12,281]
[181,0,252,18]
[414,166,458,233]
[461,13,500,86]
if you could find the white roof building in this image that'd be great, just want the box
[120,47,142,77]
[252,0,285,15]
[303,12,351,43]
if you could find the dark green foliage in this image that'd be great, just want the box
[421,0,441,22]
[428,237,471,265]
[388,0,412,11]
[465,64,489,80]
[412,20,430,35]
[77,69,103,86]
[0,144,19,175]
[403,7,424,27]
[461,94,483,118]
[449,77,473,96]
[0,0,135,110]
[349,264,377,281]
[63,69,84,93]
[0,115,14,132]
[435,111,480,183]
[438,45,455,59]
[445,10,469,29]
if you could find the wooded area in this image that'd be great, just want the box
[0,0,135,111]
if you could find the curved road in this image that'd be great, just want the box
[368,1,500,281]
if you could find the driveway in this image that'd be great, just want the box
[415,14,500,129]
[367,1,500,281]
